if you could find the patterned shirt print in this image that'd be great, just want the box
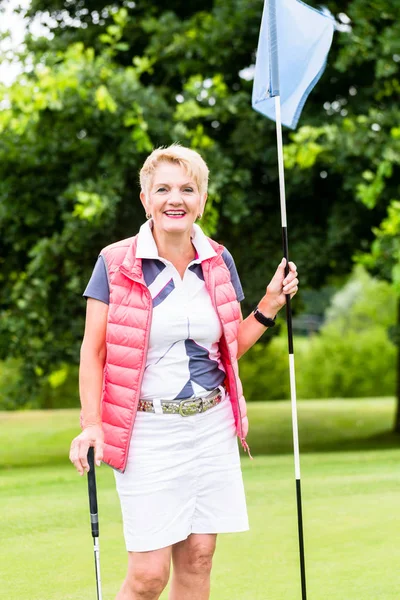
[83,222,244,401]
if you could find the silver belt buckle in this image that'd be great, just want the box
[179,398,202,417]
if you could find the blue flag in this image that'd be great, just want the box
[252,0,335,129]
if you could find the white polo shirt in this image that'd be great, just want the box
[83,221,244,402]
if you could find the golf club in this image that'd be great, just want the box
[87,446,103,600]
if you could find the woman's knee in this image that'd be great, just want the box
[178,537,216,576]
[125,551,170,597]
[188,547,214,575]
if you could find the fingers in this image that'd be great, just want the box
[282,262,299,294]
[282,262,297,281]
[80,443,90,473]
[70,438,90,475]
[70,425,104,474]
[274,259,297,278]
[283,277,299,294]
[268,258,288,291]
[69,439,84,475]
[267,258,299,299]
[94,440,104,467]
[273,257,287,278]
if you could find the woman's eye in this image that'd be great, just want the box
[156,187,167,192]
[184,187,193,192]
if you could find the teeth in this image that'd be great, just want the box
[165,211,185,215]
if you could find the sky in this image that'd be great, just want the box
[0,0,50,84]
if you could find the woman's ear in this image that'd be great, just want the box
[140,190,148,213]
[201,192,208,214]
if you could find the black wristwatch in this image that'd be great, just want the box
[253,306,276,327]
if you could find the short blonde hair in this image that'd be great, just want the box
[139,144,209,197]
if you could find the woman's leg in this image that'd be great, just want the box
[169,534,217,600]
[116,546,172,600]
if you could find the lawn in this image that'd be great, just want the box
[1,398,400,599]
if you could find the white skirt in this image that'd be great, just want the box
[114,391,249,552]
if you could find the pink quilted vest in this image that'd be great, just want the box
[99,233,249,472]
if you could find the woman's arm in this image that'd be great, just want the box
[70,298,108,474]
[237,258,298,359]
[79,299,108,426]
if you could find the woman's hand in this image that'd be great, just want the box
[260,258,299,316]
[69,424,104,475]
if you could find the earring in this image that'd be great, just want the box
[146,213,152,220]
[197,213,203,220]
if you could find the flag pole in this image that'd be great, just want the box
[252,0,335,592]
[274,94,307,600]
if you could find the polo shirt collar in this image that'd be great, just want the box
[136,220,217,262]
[191,223,217,261]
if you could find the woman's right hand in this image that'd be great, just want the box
[69,424,104,475]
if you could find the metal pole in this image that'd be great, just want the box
[87,447,103,600]
[275,95,307,600]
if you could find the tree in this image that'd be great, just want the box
[21,0,386,296]
[283,0,400,427]
[0,12,172,396]
[0,0,390,404]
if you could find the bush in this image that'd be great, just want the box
[239,325,396,401]
[240,267,397,401]
[38,364,80,409]
[0,360,79,410]
[1,268,396,408]
[0,358,25,410]
[295,325,396,399]
[239,337,290,401]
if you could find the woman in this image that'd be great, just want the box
[70,144,298,600]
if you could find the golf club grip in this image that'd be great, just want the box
[87,447,99,537]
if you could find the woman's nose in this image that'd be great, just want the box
[169,190,184,204]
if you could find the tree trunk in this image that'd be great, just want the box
[394,297,400,433]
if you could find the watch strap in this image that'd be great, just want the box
[253,306,276,327]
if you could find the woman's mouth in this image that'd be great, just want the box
[164,210,186,219]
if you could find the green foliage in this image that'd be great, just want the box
[296,326,395,399]
[324,265,397,328]
[357,200,400,295]
[239,337,291,401]
[240,267,397,400]
[1,0,398,402]
[283,0,400,299]
[240,327,395,401]
[0,359,79,410]
[280,0,400,418]
[0,13,170,393]
[0,359,24,410]
[1,264,395,410]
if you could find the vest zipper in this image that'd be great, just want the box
[119,265,153,473]
[207,259,251,456]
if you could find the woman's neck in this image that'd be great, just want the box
[152,227,196,263]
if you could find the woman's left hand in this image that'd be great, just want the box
[260,258,299,315]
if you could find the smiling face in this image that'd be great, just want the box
[140,161,207,236]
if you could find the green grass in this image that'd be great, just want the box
[1,399,400,599]
[1,398,398,469]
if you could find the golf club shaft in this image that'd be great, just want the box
[93,537,103,600]
[87,447,103,600]
[275,95,307,600]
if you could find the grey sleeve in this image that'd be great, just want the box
[221,248,245,302]
[82,255,110,305]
